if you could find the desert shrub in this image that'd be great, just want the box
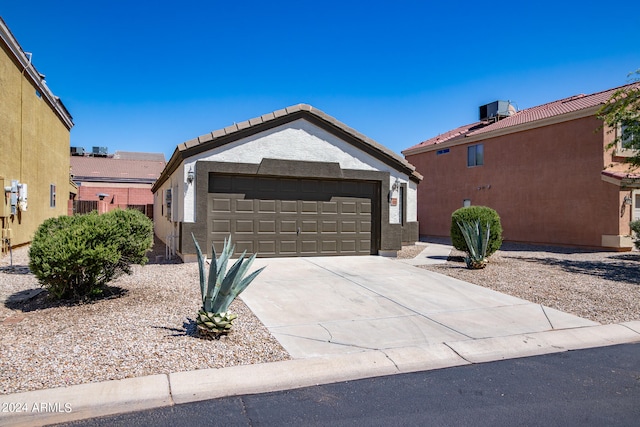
[451,206,503,257]
[631,220,640,250]
[29,209,153,300]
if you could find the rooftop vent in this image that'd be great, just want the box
[479,100,514,122]
[92,146,108,157]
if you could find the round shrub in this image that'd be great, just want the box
[450,206,503,257]
[29,209,153,300]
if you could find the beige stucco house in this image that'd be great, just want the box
[0,17,74,253]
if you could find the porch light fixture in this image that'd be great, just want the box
[186,167,195,185]
[623,195,632,205]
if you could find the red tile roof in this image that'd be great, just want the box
[71,155,166,184]
[404,83,640,154]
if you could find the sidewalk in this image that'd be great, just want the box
[2,241,640,427]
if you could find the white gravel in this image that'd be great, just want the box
[0,244,289,396]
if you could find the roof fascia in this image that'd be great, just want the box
[0,18,74,130]
[404,106,602,156]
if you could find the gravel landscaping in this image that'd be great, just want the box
[0,242,290,396]
[417,240,640,325]
[1,238,638,396]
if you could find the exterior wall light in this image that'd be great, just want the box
[187,167,195,185]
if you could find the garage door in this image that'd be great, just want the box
[207,175,378,257]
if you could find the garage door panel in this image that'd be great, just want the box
[300,240,318,254]
[208,175,376,257]
[341,221,356,233]
[301,201,318,213]
[257,241,276,255]
[341,202,357,214]
[212,219,231,233]
[236,220,254,233]
[236,199,254,212]
[321,201,338,213]
[258,220,276,233]
[281,200,297,213]
[301,220,318,233]
[258,200,276,213]
[211,198,231,212]
[340,240,357,253]
[235,240,256,254]
[321,240,338,253]
[279,240,298,254]
[280,220,298,234]
[321,220,338,233]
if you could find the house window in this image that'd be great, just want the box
[467,144,484,167]
[165,189,172,221]
[49,184,56,208]
[436,148,450,156]
[621,121,637,150]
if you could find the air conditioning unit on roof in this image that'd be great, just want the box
[92,146,108,157]
[70,146,85,156]
[479,100,513,122]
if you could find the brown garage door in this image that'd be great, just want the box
[207,175,378,257]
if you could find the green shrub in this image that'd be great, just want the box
[29,209,153,300]
[451,206,503,257]
[631,220,640,250]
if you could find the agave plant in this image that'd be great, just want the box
[457,220,491,269]
[192,234,265,338]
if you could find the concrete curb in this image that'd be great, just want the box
[2,325,639,426]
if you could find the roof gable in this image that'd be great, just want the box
[156,104,421,190]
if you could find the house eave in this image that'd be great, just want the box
[152,105,422,192]
[403,105,602,156]
[0,17,74,130]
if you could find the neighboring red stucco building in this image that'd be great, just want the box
[70,150,166,217]
[403,84,640,250]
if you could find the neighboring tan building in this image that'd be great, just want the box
[0,17,74,253]
[70,149,166,217]
[153,104,422,261]
[403,84,640,250]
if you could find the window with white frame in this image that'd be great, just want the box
[616,121,639,156]
[467,144,484,167]
[621,121,638,149]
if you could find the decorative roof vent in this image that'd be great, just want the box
[479,100,514,122]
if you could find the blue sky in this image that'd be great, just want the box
[2,1,639,161]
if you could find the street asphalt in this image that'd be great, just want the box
[2,242,639,426]
[52,342,640,427]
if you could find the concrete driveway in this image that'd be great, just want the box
[241,256,598,359]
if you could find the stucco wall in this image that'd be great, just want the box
[1,43,71,248]
[405,116,625,248]
[180,119,414,224]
